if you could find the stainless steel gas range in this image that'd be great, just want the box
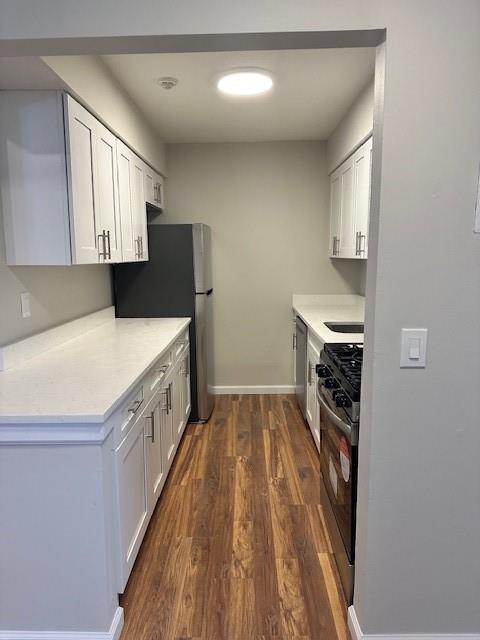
[316,342,363,604]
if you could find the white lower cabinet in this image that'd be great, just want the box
[113,335,191,592]
[306,332,322,451]
[114,397,152,591]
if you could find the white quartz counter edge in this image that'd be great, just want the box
[292,295,365,345]
[0,317,191,426]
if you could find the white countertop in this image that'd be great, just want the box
[293,294,365,345]
[0,316,190,424]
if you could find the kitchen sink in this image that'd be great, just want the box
[324,322,364,333]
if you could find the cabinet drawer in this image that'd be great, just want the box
[112,384,145,447]
[173,330,189,359]
[148,350,173,392]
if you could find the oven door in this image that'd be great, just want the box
[318,386,358,564]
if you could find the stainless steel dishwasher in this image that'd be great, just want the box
[295,316,307,418]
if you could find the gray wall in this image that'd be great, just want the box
[42,56,166,174]
[161,141,362,387]
[327,78,374,174]
[0,201,112,346]
[1,2,480,637]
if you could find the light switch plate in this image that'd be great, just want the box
[20,292,31,319]
[400,328,427,368]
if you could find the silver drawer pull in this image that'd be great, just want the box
[127,398,143,414]
[156,364,169,374]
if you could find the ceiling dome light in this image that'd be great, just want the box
[216,69,273,97]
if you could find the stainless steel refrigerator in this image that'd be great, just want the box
[113,223,214,422]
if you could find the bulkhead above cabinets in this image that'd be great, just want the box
[0,91,165,266]
[329,136,372,260]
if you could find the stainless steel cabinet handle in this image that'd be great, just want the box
[333,236,340,256]
[139,235,143,259]
[161,388,169,412]
[128,398,143,414]
[168,382,172,412]
[293,333,297,350]
[106,229,111,259]
[145,411,155,442]
[150,410,155,443]
[98,230,107,259]
[355,231,360,256]
[153,184,157,202]
[359,233,366,255]
[156,364,169,375]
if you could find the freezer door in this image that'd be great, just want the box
[192,223,212,294]
[195,290,215,421]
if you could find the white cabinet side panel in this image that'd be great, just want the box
[0,91,71,265]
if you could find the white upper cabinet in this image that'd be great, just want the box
[95,122,123,262]
[116,140,148,262]
[352,136,373,259]
[64,96,100,263]
[0,91,162,266]
[116,140,137,263]
[143,162,164,211]
[131,156,149,262]
[329,136,372,260]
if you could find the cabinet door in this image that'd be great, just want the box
[64,95,100,264]
[114,412,149,591]
[96,122,122,262]
[145,389,168,513]
[353,137,373,259]
[131,155,148,262]
[329,169,342,257]
[144,163,164,209]
[143,163,156,206]
[182,351,191,426]
[172,364,184,445]
[155,176,164,209]
[116,140,136,263]
[305,342,317,429]
[339,156,356,258]
[162,379,176,470]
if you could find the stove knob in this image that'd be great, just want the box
[335,393,352,408]
[324,377,339,389]
[315,364,329,378]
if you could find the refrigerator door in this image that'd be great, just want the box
[192,223,212,294]
[195,290,215,421]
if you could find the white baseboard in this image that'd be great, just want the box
[348,606,480,640]
[210,385,295,395]
[0,606,124,640]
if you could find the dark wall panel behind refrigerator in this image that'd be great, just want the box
[113,225,200,420]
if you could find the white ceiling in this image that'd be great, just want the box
[102,49,375,143]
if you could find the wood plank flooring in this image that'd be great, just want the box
[120,394,349,640]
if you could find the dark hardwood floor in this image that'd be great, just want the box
[120,394,349,640]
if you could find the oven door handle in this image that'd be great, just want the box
[317,389,357,444]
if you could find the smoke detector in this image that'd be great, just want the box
[157,77,179,90]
